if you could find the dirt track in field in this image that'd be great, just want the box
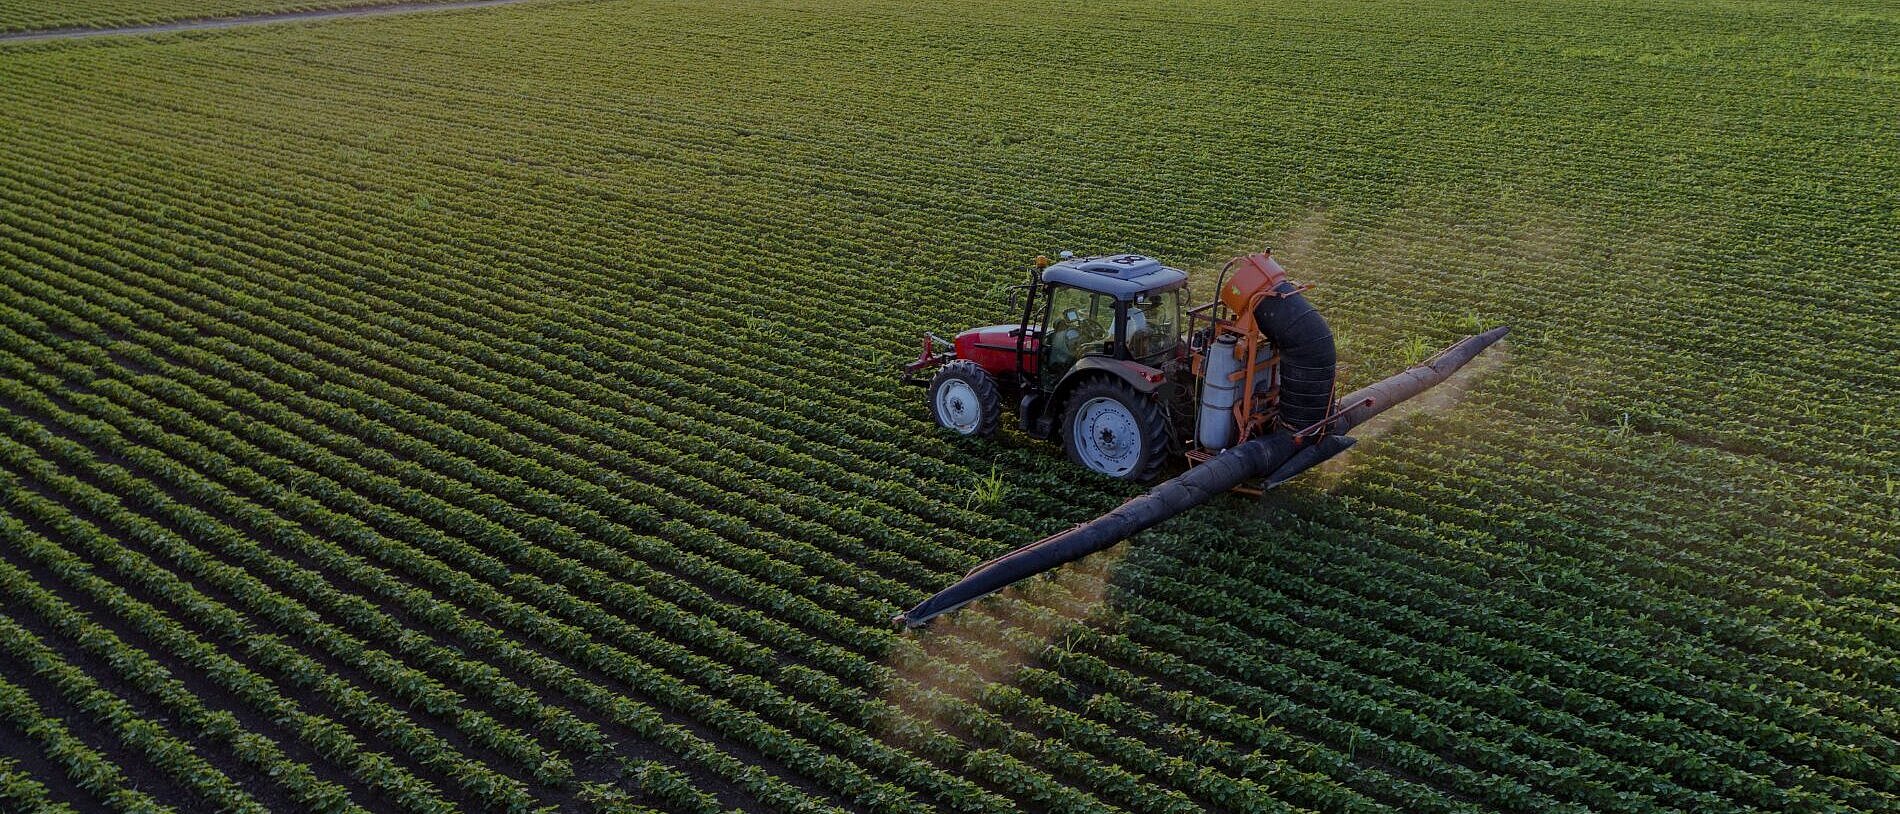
[0,0,535,44]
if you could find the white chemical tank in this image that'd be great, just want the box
[1197,334,1241,450]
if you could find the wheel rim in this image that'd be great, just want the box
[1071,396,1142,476]
[934,379,983,434]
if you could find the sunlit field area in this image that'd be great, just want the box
[0,0,1893,811]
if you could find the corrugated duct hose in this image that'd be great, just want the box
[1254,280,1337,432]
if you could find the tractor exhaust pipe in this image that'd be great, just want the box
[893,326,1508,628]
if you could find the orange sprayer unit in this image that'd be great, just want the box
[1184,251,1338,482]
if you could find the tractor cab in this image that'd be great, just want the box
[1037,254,1189,378]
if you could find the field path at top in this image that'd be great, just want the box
[0,0,534,43]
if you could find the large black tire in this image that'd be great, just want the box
[927,360,1001,438]
[1060,377,1170,482]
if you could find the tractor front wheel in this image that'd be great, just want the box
[928,360,1001,438]
[1061,378,1170,482]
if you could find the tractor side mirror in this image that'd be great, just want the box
[1007,283,1037,311]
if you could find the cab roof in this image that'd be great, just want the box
[1041,254,1190,300]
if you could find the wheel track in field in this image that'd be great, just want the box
[0,0,537,44]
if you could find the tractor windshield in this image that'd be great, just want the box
[1123,289,1183,361]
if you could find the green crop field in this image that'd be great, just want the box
[0,0,473,33]
[0,0,1894,812]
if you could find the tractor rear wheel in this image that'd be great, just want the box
[928,360,1001,438]
[1061,378,1170,482]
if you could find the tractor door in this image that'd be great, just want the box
[1040,284,1119,387]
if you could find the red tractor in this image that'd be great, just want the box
[906,249,1338,484]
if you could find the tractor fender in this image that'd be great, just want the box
[1049,357,1166,420]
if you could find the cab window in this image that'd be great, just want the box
[1044,285,1115,371]
[1122,289,1183,361]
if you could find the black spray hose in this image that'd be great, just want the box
[892,326,1509,628]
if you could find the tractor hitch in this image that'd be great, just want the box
[901,333,956,386]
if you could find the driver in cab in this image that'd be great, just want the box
[1047,299,1110,369]
[1122,294,1168,358]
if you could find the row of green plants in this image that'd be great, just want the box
[1144,535,1891,806]
[0,135,980,623]
[0,332,870,814]
[0,535,374,813]
[0,422,536,812]
[0,676,164,813]
[0,754,79,814]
